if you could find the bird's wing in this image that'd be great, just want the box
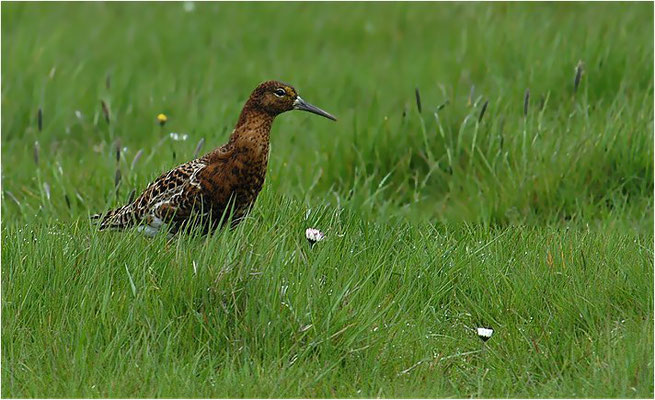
[96,158,210,231]
[96,145,234,232]
[137,158,210,224]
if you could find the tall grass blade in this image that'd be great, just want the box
[131,149,143,170]
[194,138,205,158]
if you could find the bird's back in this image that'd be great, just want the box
[94,137,268,235]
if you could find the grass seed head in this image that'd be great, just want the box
[115,139,121,163]
[523,88,530,117]
[415,87,422,113]
[478,100,488,123]
[436,100,449,112]
[574,60,584,92]
[114,168,122,189]
[37,107,43,132]
[101,100,110,124]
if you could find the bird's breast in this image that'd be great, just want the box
[202,145,269,209]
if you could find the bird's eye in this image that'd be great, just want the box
[274,88,286,97]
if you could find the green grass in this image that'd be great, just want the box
[2,2,653,398]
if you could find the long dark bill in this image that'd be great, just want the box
[293,97,337,121]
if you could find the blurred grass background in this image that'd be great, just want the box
[1,2,653,397]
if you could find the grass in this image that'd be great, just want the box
[2,2,653,398]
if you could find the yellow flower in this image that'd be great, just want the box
[157,113,168,126]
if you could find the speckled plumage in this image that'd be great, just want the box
[94,80,336,235]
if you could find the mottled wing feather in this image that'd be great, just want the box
[97,158,210,231]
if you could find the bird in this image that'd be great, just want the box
[92,80,336,236]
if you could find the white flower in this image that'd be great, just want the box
[305,228,325,245]
[476,327,494,342]
[169,132,189,141]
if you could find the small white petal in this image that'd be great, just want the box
[305,228,325,244]
[169,132,189,141]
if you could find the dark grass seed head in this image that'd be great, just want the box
[114,168,122,189]
[478,100,488,123]
[523,88,530,117]
[101,100,110,124]
[37,108,43,132]
[64,194,71,209]
[115,139,121,163]
[415,87,422,113]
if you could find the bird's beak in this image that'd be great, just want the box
[293,96,337,121]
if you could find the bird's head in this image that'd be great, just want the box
[248,80,337,121]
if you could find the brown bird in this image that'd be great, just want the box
[93,80,336,236]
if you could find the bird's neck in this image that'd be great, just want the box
[228,105,275,158]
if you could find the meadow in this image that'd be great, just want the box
[2,2,653,397]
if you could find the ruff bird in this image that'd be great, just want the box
[93,80,336,235]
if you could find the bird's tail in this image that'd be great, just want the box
[91,205,138,230]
